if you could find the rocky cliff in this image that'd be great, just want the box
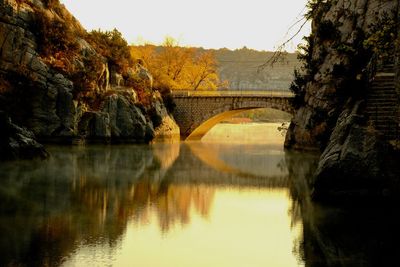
[285,0,400,200]
[0,0,179,157]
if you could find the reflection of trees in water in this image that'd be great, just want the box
[1,144,322,267]
[132,180,214,232]
[73,175,215,234]
[0,145,153,267]
[0,144,216,266]
[70,143,214,233]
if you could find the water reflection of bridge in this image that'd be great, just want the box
[166,172,289,189]
[0,143,291,266]
[175,143,290,188]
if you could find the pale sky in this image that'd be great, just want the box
[60,0,310,52]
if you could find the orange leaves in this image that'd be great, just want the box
[131,38,220,91]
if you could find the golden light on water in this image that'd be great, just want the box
[64,187,303,267]
[0,123,307,267]
[202,122,288,145]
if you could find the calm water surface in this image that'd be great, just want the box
[4,123,394,267]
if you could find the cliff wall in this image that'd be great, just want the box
[0,0,179,159]
[285,0,400,200]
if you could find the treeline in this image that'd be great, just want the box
[132,44,300,91]
[32,0,296,98]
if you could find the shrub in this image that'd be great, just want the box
[32,9,79,73]
[290,69,307,108]
[135,87,152,107]
[70,53,104,97]
[363,12,398,61]
[87,29,133,74]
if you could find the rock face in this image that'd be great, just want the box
[75,92,180,142]
[287,151,400,266]
[151,92,180,141]
[312,100,392,200]
[0,111,49,160]
[285,0,400,200]
[0,0,179,159]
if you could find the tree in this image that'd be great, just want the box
[187,51,219,90]
[130,37,220,91]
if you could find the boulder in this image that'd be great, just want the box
[110,71,124,87]
[126,64,153,89]
[78,111,111,139]
[149,93,180,141]
[0,111,49,160]
[313,101,390,201]
[102,94,149,141]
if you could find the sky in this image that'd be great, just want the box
[60,0,310,52]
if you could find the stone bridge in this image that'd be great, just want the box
[172,90,294,140]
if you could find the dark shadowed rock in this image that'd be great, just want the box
[78,111,111,139]
[102,94,148,141]
[0,111,49,160]
[285,0,400,200]
[313,101,394,201]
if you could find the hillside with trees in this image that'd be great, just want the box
[212,47,300,91]
[131,44,300,91]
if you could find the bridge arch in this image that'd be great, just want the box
[172,91,294,140]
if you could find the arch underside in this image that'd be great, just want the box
[185,105,292,141]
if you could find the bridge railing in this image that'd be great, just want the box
[171,90,294,98]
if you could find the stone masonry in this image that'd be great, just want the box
[173,95,294,140]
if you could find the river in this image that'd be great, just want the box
[0,123,396,267]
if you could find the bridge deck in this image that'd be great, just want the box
[171,90,294,98]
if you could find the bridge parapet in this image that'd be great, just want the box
[171,90,294,98]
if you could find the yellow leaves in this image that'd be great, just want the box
[130,38,220,91]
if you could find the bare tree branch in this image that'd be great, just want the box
[258,18,309,72]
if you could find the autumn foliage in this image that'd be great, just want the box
[87,29,134,74]
[130,37,220,91]
[32,9,79,74]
